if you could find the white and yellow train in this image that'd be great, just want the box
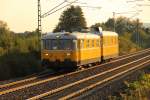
[41,30,119,70]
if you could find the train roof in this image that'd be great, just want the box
[42,32,100,39]
[42,31,118,39]
[102,31,118,36]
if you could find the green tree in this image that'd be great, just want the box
[0,20,14,53]
[53,6,87,32]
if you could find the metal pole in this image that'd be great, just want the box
[38,0,42,38]
[38,0,42,51]
[136,19,140,47]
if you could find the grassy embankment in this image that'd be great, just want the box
[109,71,150,100]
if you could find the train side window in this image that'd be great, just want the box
[112,37,114,45]
[83,39,85,48]
[73,40,77,50]
[109,37,110,45]
[89,40,91,48]
[85,39,87,48]
[77,40,80,49]
[108,37,110,45]
[115,37,116,44]
[114,37,116,44]
[92,40,94,47]
[116,37,118,44]
[87,40,90,48]
[80,39,84,48]
[89,39,92,48]
[111,37,112,45]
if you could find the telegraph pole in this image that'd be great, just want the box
[38,0,42,38]
[136,19,140,47]
[113,12,116,32]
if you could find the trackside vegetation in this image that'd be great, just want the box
[109,73,150,100]
[0,20,41,80]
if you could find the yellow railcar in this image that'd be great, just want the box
[102,31,119,59]
[41,31,118,69]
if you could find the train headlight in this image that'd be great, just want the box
[45,53,49,56]
[66,53,71,56]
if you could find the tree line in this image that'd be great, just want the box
[0,20,41,80]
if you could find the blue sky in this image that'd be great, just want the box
[0,0,150,32]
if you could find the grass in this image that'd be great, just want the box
[109,72,150,100]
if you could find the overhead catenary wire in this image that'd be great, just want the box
[41,0,79,18]
[42,0,67,18]
[79,6,101,9]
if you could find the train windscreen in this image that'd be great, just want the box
[42,39,75,50]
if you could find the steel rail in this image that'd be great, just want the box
[27,55,150,100]
[0,77,37,89]
[114,48,150,59]
[0,70,56,92]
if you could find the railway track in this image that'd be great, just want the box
[0,69,69,93]
[0,49,150,99]
[0,49,147,92]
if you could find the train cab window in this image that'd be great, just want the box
[61,40,72,50]
[51,40,58,50]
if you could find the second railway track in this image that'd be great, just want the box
[0,48,150,99]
